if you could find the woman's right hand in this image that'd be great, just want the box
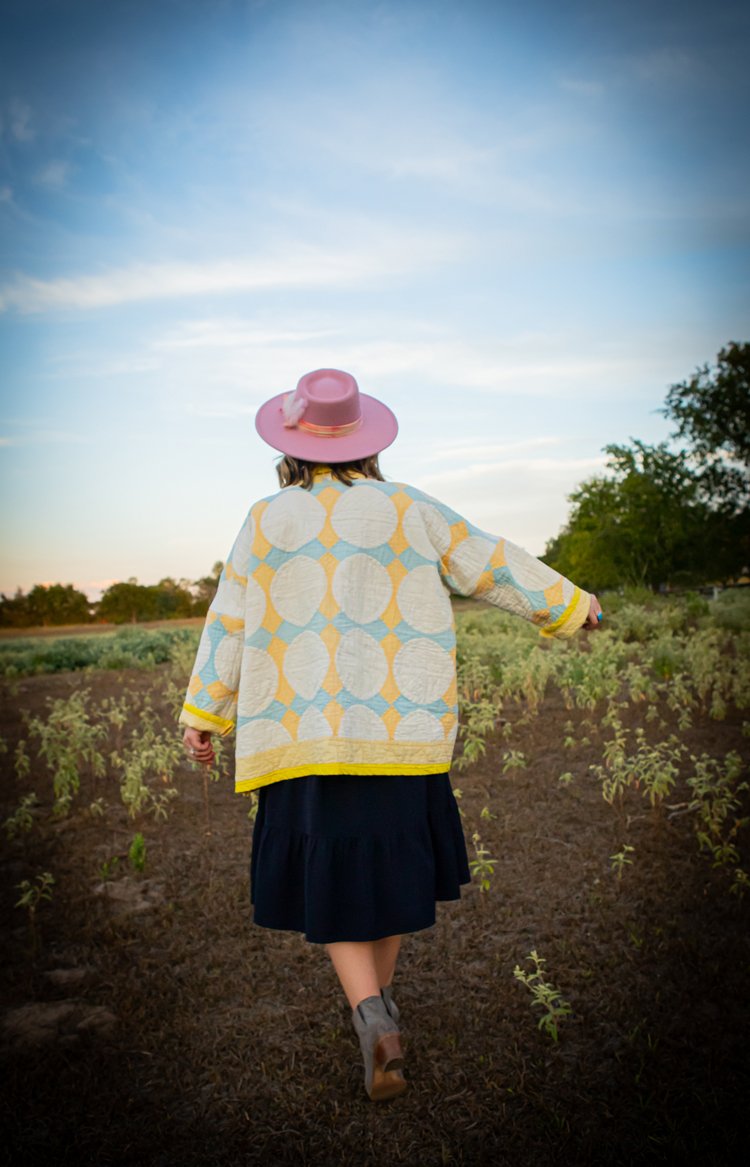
[183,727,216,767]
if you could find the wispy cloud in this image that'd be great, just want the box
[420,455,605,490]
[153,319,339,351]
[0,232,465,313]
[560,77,604,98]
[36,160,72,188]
[630,47,695,85]
[2,98,35,142]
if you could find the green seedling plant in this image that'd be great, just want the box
[128,832,147,873]
[455,697,499,771]
[502,749,527,773]
[27,690,106,815]
[14,739,30,781]
[610,843,635,880]
[111,716,182,819]
[4,792,39,840]
[686,750,748,888]
[100,855,120,881]
[513,949,572,1042]
[469,831,496,892]
[15,871,55,954]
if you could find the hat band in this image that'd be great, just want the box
[298,415,362,437]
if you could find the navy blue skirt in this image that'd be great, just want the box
[250,772,470,944]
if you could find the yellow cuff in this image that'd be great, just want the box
[179,704,235,736]
[539,586,590,639]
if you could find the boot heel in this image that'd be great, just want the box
[376,1031,404,1072]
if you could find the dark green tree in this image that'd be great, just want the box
[663,341,750,509]
[97,580,157,624]
[0,584,91,627]
[663,341,749,574]
[544,441,710,590]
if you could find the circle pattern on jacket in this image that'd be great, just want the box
[336,629,389,699]
[332,554,392,624]
[331,485,398,547]
[397,565,451,633]
[394,710,446,741]
[340,704,389,741]
[270,557,326,625]
[261,489,325,551]
[237,719,291,755]
[283,632,329,700]
[238,648,278,717]
[393,639,454,704]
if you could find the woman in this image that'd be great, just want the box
[180,368,602,1101]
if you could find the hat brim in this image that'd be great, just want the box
[255,391,398,463]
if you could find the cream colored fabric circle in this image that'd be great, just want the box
[213,574,246,617]
[214,634,242,688]
[394,710,446,742]
[237,719,291,755]
[261,489,325,551]
[393,638,454,704]
[237,648,279,716]
[340,704,389,741]
[448,534,495,593]
[296,707,333,741]
[245,575,266,636]
[562,577,575,604]
[332,554,393,624]
[331,485,398,547]
[283,632,329,700]
[397,566,452,633]
[336,629,388,699]
[270,557,326,625]
[504,540,558,593]
[408,501,451,558]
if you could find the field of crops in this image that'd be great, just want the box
[1,590,749,1166]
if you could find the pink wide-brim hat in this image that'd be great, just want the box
[255,368,398,462]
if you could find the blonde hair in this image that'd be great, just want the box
[276,454,384,490]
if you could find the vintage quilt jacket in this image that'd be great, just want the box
[179,473,591,793]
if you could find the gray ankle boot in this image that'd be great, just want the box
[352,995,407,1101]
[381,984,400,1025]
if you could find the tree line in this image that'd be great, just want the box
[0,564,223,629]
[544,341,749,591]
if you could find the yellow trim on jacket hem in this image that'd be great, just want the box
[237,761,450,793]
[538,587,590,639]
[180,704,235,734]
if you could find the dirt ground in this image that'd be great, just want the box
[1,666,749,1167]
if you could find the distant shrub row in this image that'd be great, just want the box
[0,626,201,678]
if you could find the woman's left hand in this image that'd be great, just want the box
[584,593,603,629]
[183,727,216,767]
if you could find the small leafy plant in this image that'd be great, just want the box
[513,949,572,1042]
[15,871,55,954]
[469,831,496,893]
[128,832,147,873]
[4,792,39,840]
[610,843,635,880]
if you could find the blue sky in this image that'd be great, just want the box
[1,0,748,598]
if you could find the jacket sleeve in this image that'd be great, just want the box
[413,492,590,639]
[178,508,255,736]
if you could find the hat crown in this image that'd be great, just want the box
[295,369,361,427]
